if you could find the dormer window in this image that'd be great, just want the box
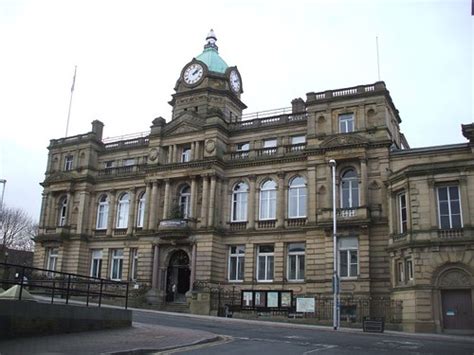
[339,113,354,133]
[64,155,73,171]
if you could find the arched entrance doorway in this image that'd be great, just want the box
[166,250,190,303]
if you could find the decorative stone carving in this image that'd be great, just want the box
[205,139,216,153]
[320,134,367,148]
[149,148,159,162]
[439,269,471,288]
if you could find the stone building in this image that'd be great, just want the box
[34,31,474,333]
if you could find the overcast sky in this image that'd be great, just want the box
[0,0,472,221]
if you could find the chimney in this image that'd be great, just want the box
[91,120,104,141]
[291,98,305,113]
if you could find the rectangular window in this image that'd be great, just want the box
[437,186,462,229]
[90,249,103,278]
[46,247,59,272]
[110,249,124,280]
[104,161,114,169]
[397,260,404,283]
[257,245,274,282]
[287,243,305,281]
[338,237,358,278]
[339,113,354,133]
[398,192,407,233]
[64,156,73,171]
[291,136,306,145]
[405,258,413,281]
[237,142,250,158]
[129,248,138,281]
[181,146,191,162]
[123,158,135,167]
[228,245,245,282]
[263,139,277,148]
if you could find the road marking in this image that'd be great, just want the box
[303,344,338,354]
[152,336,233,354]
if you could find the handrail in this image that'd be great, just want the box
[0,262,129,309]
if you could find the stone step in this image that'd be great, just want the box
[161,303,189,313]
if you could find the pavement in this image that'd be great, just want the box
[0,321,220,355]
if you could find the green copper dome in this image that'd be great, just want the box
[195,30,228,74]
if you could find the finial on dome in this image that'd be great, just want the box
[204,29,218,51]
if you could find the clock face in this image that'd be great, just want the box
[183,63,204,85]
[229,70,241,93]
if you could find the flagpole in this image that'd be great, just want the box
[65,65,77,137]
[376,36,381,81]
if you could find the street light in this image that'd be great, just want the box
[328,159,339,330]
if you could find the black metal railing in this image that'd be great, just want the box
[0,262,129,309]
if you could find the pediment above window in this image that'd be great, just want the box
[320,134,368,148]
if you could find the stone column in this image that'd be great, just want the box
[151,244,160,289]
[149,181,158,230]
[208,175,217,227]
[277,172,285,228]
[190,243,197,290]
[195,141,201,160]
[168,146,173,163]
[127,189,137,235]
[191,142,196,161]
[66,191,72,226]
[88,192,96,233]
[107,191,116,236]
[190,176,197,218]
[162,179,171,219]
[200,175,209,228]
[360,158,368,207]
[40,193,48,228]
[248,175,256,229]
[307,167,317,223]
[427,179,437,229]
[143,183,151,230]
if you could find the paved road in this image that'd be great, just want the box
[134,310,474,354]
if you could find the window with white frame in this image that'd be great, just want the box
[116,193,129,228]
[341,169,359,208]
[181,146,191,162]
[291,136,306,145]
[339,113,354,133]
[398,192,407,234]
[287,243,305,281]
[64,155,73,171]
[179,185,191,218]
[136,192,146,228]
[263,138,277,155]
[288,176,307,218]
[129,248,138,281]
[259,180,276,220]
[90,249,103,278]
[338,237,358,278]
[237,142,249,157]
[228,245,245,282]
[231,182,248,222]
[58,196,68,226]
[437,185,463,229]
[257,245,274,282]
[110,249,124,280]
[46,247,59,272]
[123,158,135,167]
[96,194,109,230]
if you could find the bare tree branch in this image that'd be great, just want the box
[0,205,36,251]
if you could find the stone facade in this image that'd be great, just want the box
[34,33,474,333]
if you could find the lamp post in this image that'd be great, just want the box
[329,159,339,330]
[0,179,6,255]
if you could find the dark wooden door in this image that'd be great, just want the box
[441,290,473,330]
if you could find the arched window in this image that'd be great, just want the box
[136,192,146,228]
[96,194,109,230]
[259,180,276,220]
[231,182,248,222]
[179,185,191,219]
[116,193,129,228]
[288,176,307,218]
[58,196,68,226]
[341,169,359,208]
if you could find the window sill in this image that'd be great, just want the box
[256,280,274,283]
[340,277,358,281]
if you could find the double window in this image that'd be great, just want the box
[437,185,462,229]
[96,194,109,230]
[288,176,307,218]
[116,193,129,228]
[339,113,354,133]
[287,243,305,281]
[228,245,245,282]
[110,249,124,280]
[341,169,359,208]
[259,180,276,220]
[90,249,103,278]
[339,237,358,278]
[231,182,248,222]
[257,245,274,282]
[397,258,414,284]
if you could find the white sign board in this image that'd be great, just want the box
[296,297,315,313]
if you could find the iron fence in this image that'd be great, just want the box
[0,262,129,309]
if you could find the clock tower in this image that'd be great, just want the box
[169,30,247,122]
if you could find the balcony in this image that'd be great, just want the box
[286,218,307,228]
[257,220,276,229]
[229,221,247,231]
[438,228,464,239]
[318,207,369,224]
[285,143,306,153]
[158,219,195,231]
[256,147,277,157]
[98,164,147,177]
